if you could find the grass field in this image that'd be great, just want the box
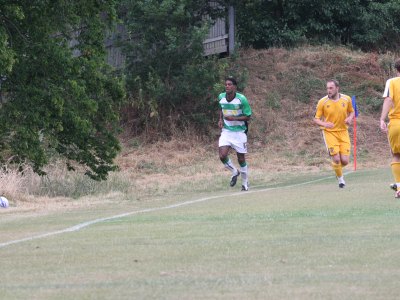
[1,168,400,299]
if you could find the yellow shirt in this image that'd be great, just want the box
[314,94,354,131]
[383,77,400,122]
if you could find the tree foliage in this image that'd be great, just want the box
[233,0,400,51]
[5,0,398,182]
[120,0,230,136]
[0,0,124,180]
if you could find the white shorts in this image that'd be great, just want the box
[219,130,248,154]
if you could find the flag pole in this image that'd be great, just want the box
[353,116,357,171]
[351,95,358,171]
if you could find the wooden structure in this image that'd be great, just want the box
[203,6,234,56]
[105,6,234,68]
[203,17,229,56]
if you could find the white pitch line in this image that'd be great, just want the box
[0,172,351,249]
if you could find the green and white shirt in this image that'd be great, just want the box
[219,92,252,132]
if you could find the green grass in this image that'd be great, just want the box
[1,168,400,299]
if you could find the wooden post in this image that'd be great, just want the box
[228,6,235,55]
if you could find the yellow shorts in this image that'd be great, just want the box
[388,122,400,154]
[322,130,351,156]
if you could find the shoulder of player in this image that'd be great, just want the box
[235,93,249,102]
[389,77,400,84]
[218,92,226,100]
[384,77,400,87]
[382,77,400,98]
[339,94,351,102]
[317,96,329,105]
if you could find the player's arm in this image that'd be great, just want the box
[345,97,355,125]
[380,96,393,132]
[224,115,251,121]
[218,110,223,128]
[345,111,355,125]
[314,107,334,128]
[314,99,334,128]
[314,117,334,128]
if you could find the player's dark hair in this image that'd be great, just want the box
[395,59,400,72]
[225,76,237,86]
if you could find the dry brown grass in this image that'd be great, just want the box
[114,46,394,196]
[2,46,396,210]
[0,168,31,202]
[0,167,60,212]
[237,46,392,166]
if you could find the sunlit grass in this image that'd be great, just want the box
[1,168,400,299]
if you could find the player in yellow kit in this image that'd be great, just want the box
[314,79,355,188]
[380,59,400,198]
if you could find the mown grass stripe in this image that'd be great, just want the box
[0,172,346,249]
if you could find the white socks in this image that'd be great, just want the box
[240,164,248,186]
[224,158,238,176]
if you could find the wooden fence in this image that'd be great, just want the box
[105,10,232,68]
[203,17,229,56]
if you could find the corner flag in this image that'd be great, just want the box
[352,95,359,118]
[352,95,358,171]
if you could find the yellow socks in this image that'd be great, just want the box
[391,162,400,190]
[332,162,343,178]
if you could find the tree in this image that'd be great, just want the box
[120,0,230,136]
[233,0,400,51]
[0,1,125,180]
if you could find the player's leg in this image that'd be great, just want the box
[229,132,249,191]
[391,153,400,198]
[387,123,400,197]
[331,153,345,187]
[219,145,240,186]
[335,131,351,188]
[339,154,349,167]
[338,131,351,168]
[323,131,344,187]
[336,152,350,188]
[236,152,248,191]
[219,131,240,186]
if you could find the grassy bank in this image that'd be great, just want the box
[0,45,396,208]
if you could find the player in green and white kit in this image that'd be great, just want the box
[218,77,252,191]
